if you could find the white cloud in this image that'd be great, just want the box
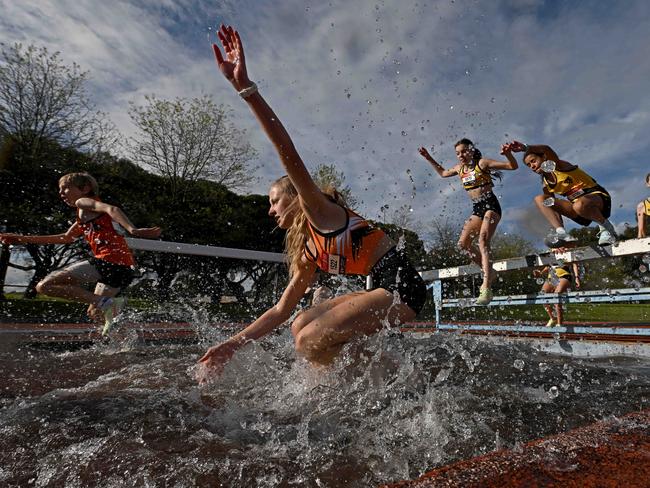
[2,0,650,248]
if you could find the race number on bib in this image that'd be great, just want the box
[566,186,585,200]
[319,253,345,274]
[461,174,476,184]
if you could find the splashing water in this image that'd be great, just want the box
[1,326,649,487]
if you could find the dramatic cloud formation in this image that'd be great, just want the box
[2,0,649,247]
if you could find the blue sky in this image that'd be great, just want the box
[2,0,650,249]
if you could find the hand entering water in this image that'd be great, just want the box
[197,340,239,384]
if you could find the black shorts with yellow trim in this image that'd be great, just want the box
[568,187,611,226]
[470,191,502,219]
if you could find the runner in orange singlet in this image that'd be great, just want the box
[0,172,161,335]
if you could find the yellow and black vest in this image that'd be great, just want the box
[459,163,492,191]
[543,166,607,202]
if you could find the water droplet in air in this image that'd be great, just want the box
[541,160,556,172]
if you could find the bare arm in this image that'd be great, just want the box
[533,266,550,278]
[572,263,581,288]
[509,140,563,165]
[198,258,317,373]
[417,147,458,177]
[479,144,519,171]
[76,199,161,239]
[0,222,82,245]
[211,25,340,229]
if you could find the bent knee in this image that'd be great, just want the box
[457,239,471,251]
[294,329,316,357]
[35,279,52,294]
[35,281,46,294]
[291,312,309,338]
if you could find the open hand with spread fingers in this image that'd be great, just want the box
[212,24,253,92]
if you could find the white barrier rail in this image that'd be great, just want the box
[420,237,650,281]
[126,237,285,263]
[420,237,650,329]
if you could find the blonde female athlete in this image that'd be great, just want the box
[418,139,518,305]
[198,25,426,380]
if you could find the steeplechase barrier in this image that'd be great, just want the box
[418,236,650,346]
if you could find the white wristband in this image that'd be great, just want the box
[238,82,258,99]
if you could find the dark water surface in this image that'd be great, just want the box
[1,330,649,487]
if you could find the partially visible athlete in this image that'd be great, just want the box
[636,173,650,238]
[418,139,518,305]
[0,172,161,335]
[506,140,617,247]
[198,25,426,381]
[533,248,580,327]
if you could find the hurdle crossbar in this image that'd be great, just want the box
[420,237,650,281]
[126,237,285,263]
[420,237,650,328]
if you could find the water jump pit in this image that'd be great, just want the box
[1,321,649,487]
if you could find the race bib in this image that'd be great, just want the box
[461,174,476,184]
[319,252,345,274]
[566,186,585,200]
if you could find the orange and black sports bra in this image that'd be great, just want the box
[304,207,388,276]
[77,209,135,267]
[459,163,492,191]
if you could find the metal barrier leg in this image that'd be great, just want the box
[433,280,442,327]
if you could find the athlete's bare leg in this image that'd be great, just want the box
[291,289,415,366]
[87,282,120,322]
[533,194,572,228]
[637,201,648,238]
[458,215,483,268]
[572,194,606,224]
[553,278,571,324]
[541,281,556,320]
[36,272,102,305]
[478,210,500,288]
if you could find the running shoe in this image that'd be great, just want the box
[475,287,493,305]
[543,231,578,249]
[597,229,617,246]
[545,318,556,327]
[100,297,126,336]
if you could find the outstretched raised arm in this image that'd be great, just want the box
[507,140,560,163]
[417,147,458,177]
[211,25,337,227]
[478,143,519,171]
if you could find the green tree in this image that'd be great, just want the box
[313,163,358,209]
[0,43,117,164]
[128,95,257,200]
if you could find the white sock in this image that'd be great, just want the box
[598,220,616,235]
[555,227,566,234]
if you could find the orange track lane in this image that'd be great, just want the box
[382,410,650,488]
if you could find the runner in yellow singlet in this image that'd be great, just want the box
[418,139,518,305]
[505,141,617,247]
[636,173,650,238]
